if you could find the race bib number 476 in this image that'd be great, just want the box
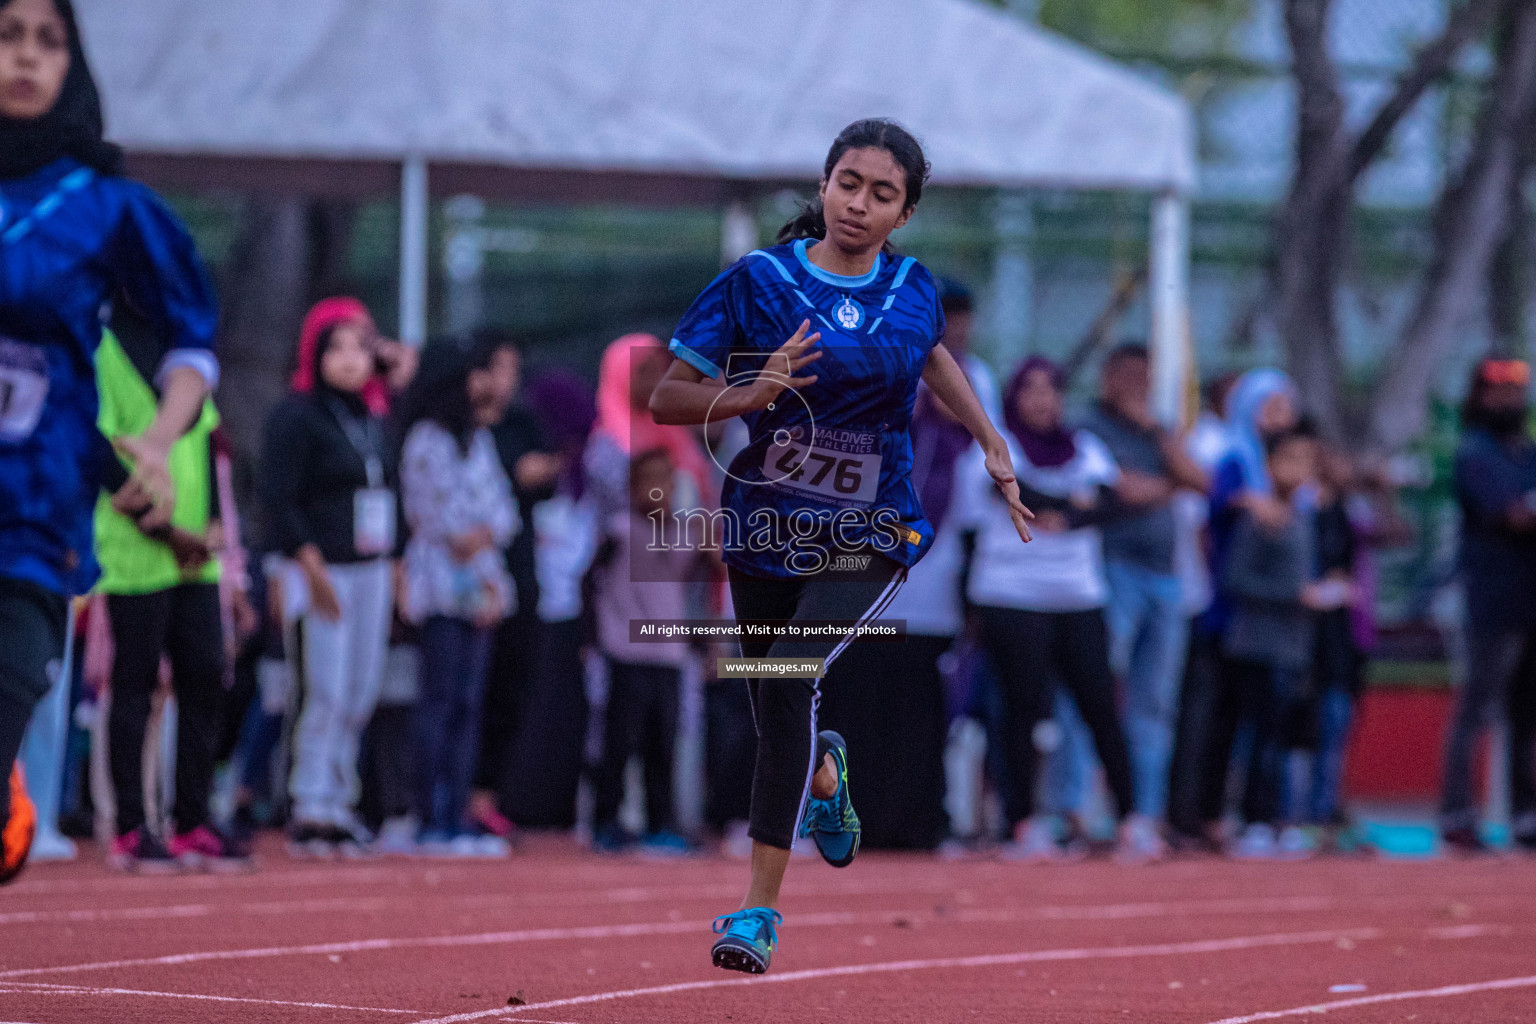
[762,428,881,505]
[0,338,50,444]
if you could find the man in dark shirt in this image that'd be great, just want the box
[1080,344,1208,825]
[1444,358,1536,853]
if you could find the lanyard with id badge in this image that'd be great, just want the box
[327,397,396,557]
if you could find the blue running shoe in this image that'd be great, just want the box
[799,730,860,868]
[711,907,783,974]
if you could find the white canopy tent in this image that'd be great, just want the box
[78,0,1197,418]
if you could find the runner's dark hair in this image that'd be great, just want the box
[776,118,929,254]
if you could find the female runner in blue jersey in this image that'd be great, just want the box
[0,0,218,883]
[651,119,1033,974]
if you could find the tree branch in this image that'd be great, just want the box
[1348,0,1507,182]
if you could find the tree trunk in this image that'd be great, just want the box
[1369,0,1536,451]
[1273,0,1505,440]
[1276,0,1351,438]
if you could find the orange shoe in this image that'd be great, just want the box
[1,761,37,885]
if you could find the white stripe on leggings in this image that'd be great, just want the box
[792,565,908,847]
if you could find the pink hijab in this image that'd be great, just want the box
[594,334,712,500]
[290,297,391,416]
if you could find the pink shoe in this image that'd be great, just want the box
[470,803,516,841]
[169,825,253,872]
[109,826,180,874]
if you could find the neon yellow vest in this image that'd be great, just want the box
[93,330,222,595]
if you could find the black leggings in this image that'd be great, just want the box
[107,584,226,837]
[727,555,906,850]
[975,605,1135,827]
[593,659,681,833]
[0,577,67,824]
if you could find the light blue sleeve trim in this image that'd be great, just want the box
[793,238,883,289]
[156,349,221,391]
[669,337,722,379]
[748,249,798,285]
[891,256,916,291]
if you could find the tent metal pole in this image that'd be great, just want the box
[1149,189,1190,427]
[399,154,429,346]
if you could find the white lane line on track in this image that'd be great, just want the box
[0,896,1347,979]
[0,981,422,1014]
[1202,973,1536,1023]
[406,927,1386,1024]
[0,889,1334,929]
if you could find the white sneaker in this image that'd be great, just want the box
[999,818,1063,863]
[468,833,511,859]
[1230,823,1278,860]
[1115,815,1166,865]
[28,830,78,862]
[1276,825,1315,860]
[375,817,419,857]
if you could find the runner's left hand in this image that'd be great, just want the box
[984,444,1034,543]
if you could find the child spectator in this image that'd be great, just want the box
[589,447,709,855]
[93,329,250,871]
[1221,425,1337,859]
[397,334,521,857]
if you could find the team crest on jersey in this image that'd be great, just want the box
[833,296,865,331]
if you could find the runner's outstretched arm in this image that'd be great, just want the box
[922,344,1033,543]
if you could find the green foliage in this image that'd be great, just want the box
[1033,0,1254,56]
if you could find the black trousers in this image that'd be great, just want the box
[1167,629,1224,837]
[727,555,906,851]
[1506,637,1536,826]
[107,584,225,837]
[975,605,1135,828]
[705,679,757,830]
[818,633,951,849]
[504,617,588,828]
[0,577,66,824]
[478,595,541,801]
[593,659,681,833]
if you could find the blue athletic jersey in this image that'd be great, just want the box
[670,239,945,579]
[0,158,219,595]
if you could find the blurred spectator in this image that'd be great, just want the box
[1166,373,1237,847]
[1220,425,1330,860]
[584,334,713,520]
[1288,442,1408,849]
[478,333,560,840]
[953,358,1159,864]
[503,370,599,829]
[93,329,250,871]
[1178,369,1300,850]
[1442,358,1536,853]
[1081,343,1208,825]
[260,299,398,856]
[588,448,708,855]
[396,334,520,856]
[935,279,1001,422]
[824,375,969,851]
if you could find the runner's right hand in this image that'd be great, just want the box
[744,320,822,412]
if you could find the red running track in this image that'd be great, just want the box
[1,834,1534,1023]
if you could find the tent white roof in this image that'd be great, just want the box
[77,0,1195,195]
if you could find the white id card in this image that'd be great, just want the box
[0,339,50,444]
[354,488,397,556]
[763,431,881,504]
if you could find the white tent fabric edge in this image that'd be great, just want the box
[78,0,1195,418]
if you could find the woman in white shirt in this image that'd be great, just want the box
[953,357,1160,864]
